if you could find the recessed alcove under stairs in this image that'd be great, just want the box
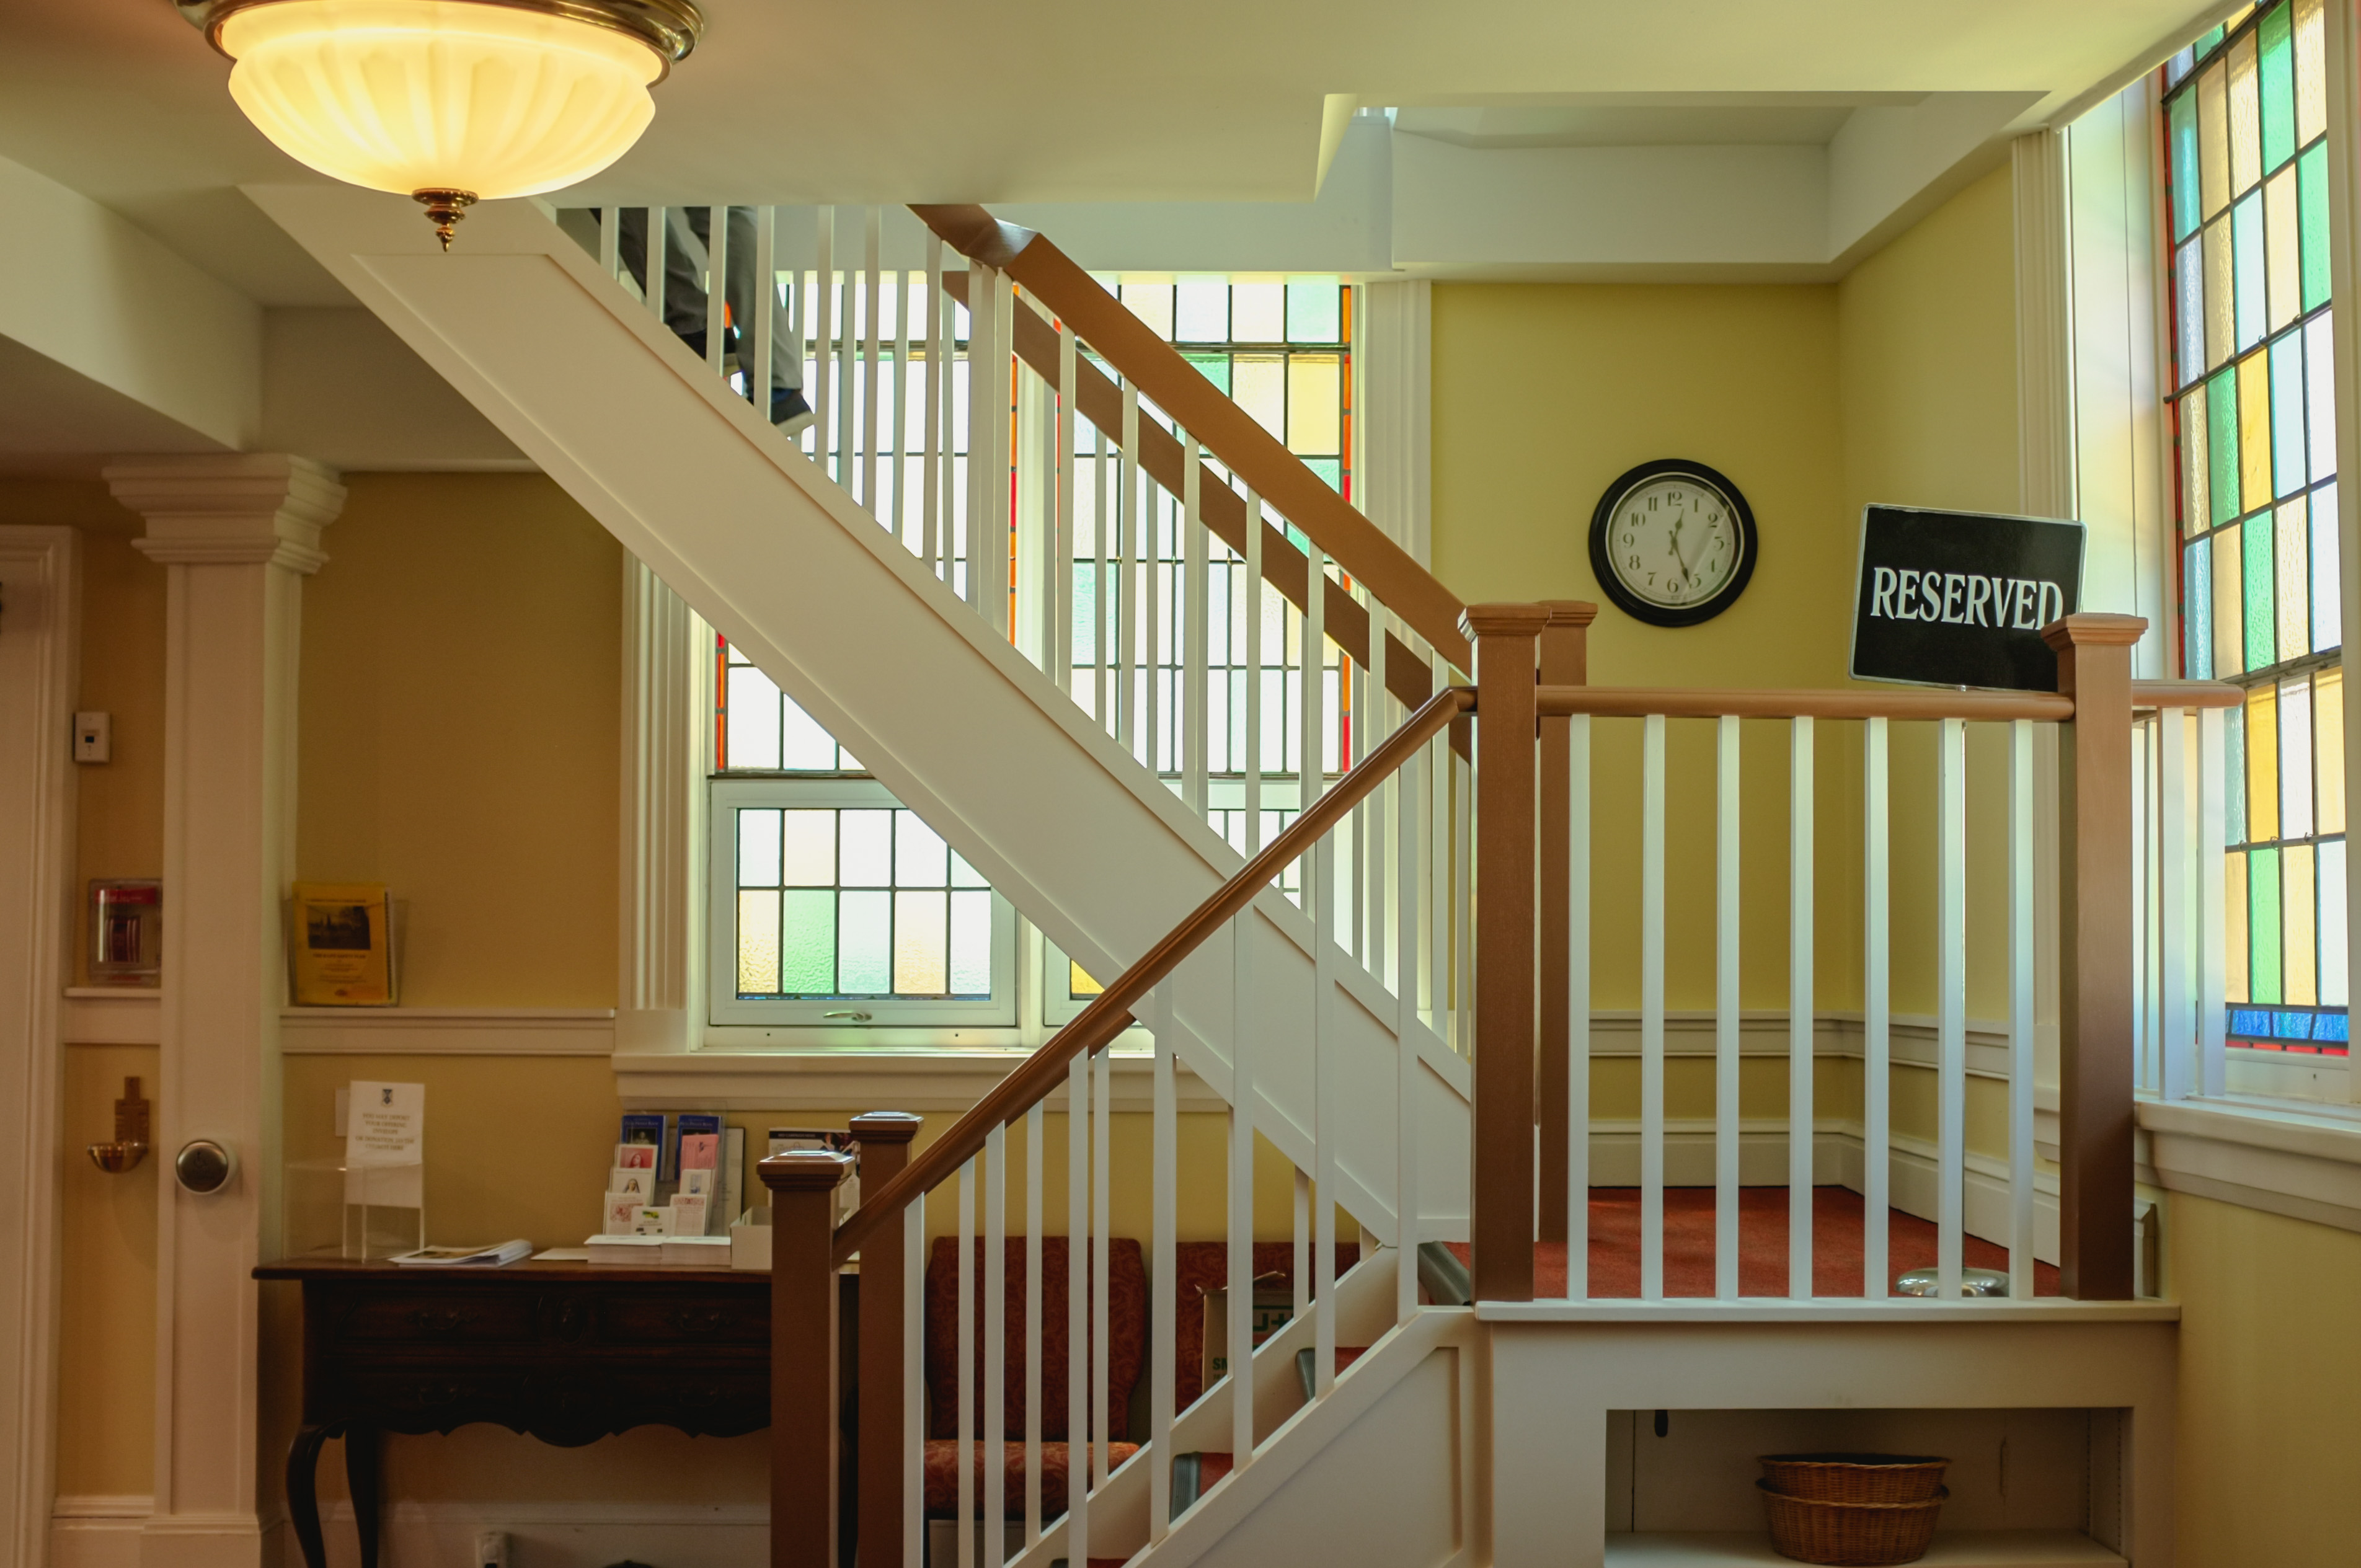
[1604,1407,2127,1568]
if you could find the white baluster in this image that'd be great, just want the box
[1864,716,1891,1300]
[1303,545,1327,818]
[965,259,989,612]
[1789,716,1814,1298]
[1396,714,1422,1323]
[1433,730,1453,1050]
[1937,717,1967,1299]
[1641,713,1667,1301]
[813,209,833,469]
[862,207,882,512]
[2009,717,2038,1300]
[752,205,776,419]
[905,1195,924,1568]
[1149,985,1177,1540]
[1243,490,1264,854]
[1313,834,1337,1396]
[922,237,944,576]
[993,276,1017,638]
[1184,436,1209,814]
[2160,709,2194,1100]
[1456,744,1474,1053]
[1025,1102,1043,1544]
[1143,458,1163,777]
[598,205,619,277]
[1118,386,1140,761]
[1092,1050,1111,1486]
[957,1156,976,1568]
[1291,1167,1310,1324]
[1567,714,1590,1301]
[1066,1053,1089,1562]
[1056,324,1078,700]
[1366,608,1391,973]
[893,245,910,549]
[1094,427,1112,730]
[706,206,728,378]
[1715,712,1741,1301]
[985,1122,1007,1566]
[1229,909,1258,1466]
[2199,706,2228,1096]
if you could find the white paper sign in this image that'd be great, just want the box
[346,1081,423,1207]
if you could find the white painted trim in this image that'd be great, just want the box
[2326,0,2361,1108]
[2141,1096,2361,1233]
[1478,1298,2178,1324]
[1355,281,1433,572]
[1,525,79,1568]
[611,1047,1228,1112]
[617,559,700,1056]
[272,1499,768,1568]
[60,990,160,1047]
[278,1008,616,1056]
[49,1511,146,1568]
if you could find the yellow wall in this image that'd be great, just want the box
[2168,1193,2361,1566]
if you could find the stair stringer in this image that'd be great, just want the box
[244,185,1469,1242]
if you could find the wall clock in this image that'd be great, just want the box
[1587,458,1758,627]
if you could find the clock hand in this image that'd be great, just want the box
[1667,518,1696,585]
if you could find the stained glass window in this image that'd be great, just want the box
[711,638,1015,1026]
[2164,0,2350,1055]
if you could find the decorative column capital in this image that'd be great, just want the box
[108,454,346,575]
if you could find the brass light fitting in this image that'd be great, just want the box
[88,1075,151,1174]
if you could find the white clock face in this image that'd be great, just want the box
[1605,476,1744,610]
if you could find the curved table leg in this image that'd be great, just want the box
[344,1424,383,1568]
[285,1425,337,1568]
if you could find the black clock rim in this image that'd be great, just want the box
[1587,458,1760,629]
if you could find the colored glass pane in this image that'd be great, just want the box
[2186,539,2214,678]
[2260,2,2296,169]
[1231,283,1285,342]
[2266,167,2301,332]
[2282,675,2314,838]
[2213,526,2245,675]
[949,890,993,993]
[777,889,834,993]
[2176,239,2205,386]
[1287,355,1343,456]
[2204,218,2236,369]
[2234,194,2268,351]
[2321,841,2349,1006]
[2276,500,2310,658]
[738,890,779,993]
[1304,458,1343,493]
[2305,315,2336,479]
[2170,89,2202,241]
[779,810,835,885]
[725,663,782,768]
[2181,379,2210,528]
[1287,280,1342,343]
[738,807,781,885]
[2208,366,2241,524]
[892,810,948,885]
[834,888,888,993]
[2199,60,2231,218]
[2270,335,2307,495]
[2227,704,2250,844]
[2226,850,2251,1001]
[2287,843,2318,1004]
[2244,512,2277,671]
[1120,283,1175,340]
[2296,0,2326,141]
[1185,351,1232,396]
[2314,484,2344,650]
[2299,144,2332,310]
[1231,355,1285,440]
[2249,684,2281,841]
[892,890,947,994]
[2238,352,2272,509]
[2251,846,2283,1003]
[1173,280,1229,342]
[2318,666,2346,832]
[2230,33,2262,193]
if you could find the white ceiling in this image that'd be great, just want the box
[0,0,2228,307]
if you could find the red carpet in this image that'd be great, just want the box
[1449,1187,2060,1298]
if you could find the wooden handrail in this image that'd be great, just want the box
[1534,686,2078,722]
[830,684,1477,1264]
[2132,679,2244,710]
[940,268,1445,712]
[911,203,1473,670]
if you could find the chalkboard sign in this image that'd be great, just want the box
[1849,505,2085,691]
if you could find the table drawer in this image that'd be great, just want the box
[324,1291,544,1345]
[596,1291,769,1345]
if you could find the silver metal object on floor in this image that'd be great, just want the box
[1895,1265,2009,1297]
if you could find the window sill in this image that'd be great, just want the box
[2139,1094,2361,1234]
[611,1044,1219,1112]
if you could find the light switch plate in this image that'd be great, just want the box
[73,712,110,764]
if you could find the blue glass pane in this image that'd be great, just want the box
[2186,538,2213,678]
[2231,1006,2272,1035]
[2319,1012,2352,1042]
[2172,89,2203,242]
[2276,1010,2314,1038]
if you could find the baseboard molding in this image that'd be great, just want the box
[51,1498,151,1568]
[290,1501,767,1568]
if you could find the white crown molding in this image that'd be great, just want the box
[108,454,345,575]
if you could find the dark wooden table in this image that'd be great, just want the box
[256,1257,851,1568]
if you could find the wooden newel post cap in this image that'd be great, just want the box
[1459,603,1554,640]
[756,1149,856,1194]
[2039,613,2148,652]
[848,1112,922,1145]
[1540,600,1598,629]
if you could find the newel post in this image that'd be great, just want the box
[1465,603,1549,1301]
[1536,601,1597,1246]
[849,1113,921,1568]
[2042,613,2146,1300]
[761,1149,857,1567]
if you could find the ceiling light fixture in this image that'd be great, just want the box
[179,0,702,249]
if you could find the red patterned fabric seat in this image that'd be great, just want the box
[919,1438,1141,1517]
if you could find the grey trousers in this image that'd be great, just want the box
[611,207,804,397]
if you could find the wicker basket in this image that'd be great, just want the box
[1757,1481,1947,1567]
[1758,1453,1949,1506]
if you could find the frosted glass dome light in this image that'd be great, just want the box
[186,0,703,248]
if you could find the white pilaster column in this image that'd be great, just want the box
[106,454,344,1568]
[618,555,701,1053]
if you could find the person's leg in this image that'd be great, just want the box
[667,207,716,355]
[724,206,812,433]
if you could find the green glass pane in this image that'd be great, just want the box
[836,889,890,994]
[778,889,835,993]
[2244,513,2277,671]
[2171,90,2203,242]
[1287,280,1342,343]
[2251,846,2284,1004]
[2185,539,2213,678]
[2271,334,2308,496]
[2208,367,2241,525]
[2261,2,2295,170]
[1185,352,1232,396]
[949,889,993,994]
[2199,23,2226,57]
[2300,143,2332,310]
[2234,192,2267,351]
[2226,704,2249,843]
[1305,457,1344,493]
